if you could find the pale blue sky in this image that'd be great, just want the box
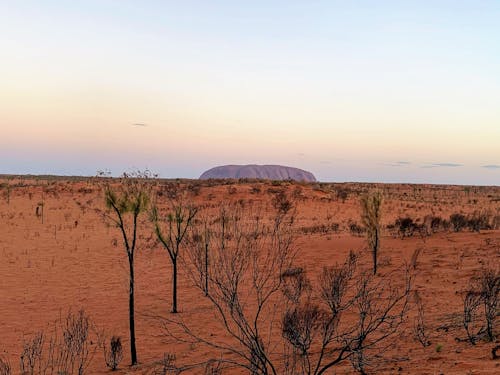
[1,1,499,184]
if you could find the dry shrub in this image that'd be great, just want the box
[462,267,500,343]
[103,336,123,371]
[19,309,97,375]
[0,354,11,375]
[413,291,430,347]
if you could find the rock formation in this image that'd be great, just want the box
[199,164,316,182]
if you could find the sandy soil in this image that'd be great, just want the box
[0,177,499,374]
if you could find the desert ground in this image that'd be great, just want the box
[0,176,499,374]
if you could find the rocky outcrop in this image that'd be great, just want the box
[199,165,316,182]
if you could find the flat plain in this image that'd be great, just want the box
[0,176,499,374]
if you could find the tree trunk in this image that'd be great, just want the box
[172,258,178,313]
[129,256,138,365]
[205,243,209,297]
[373,229,379,275]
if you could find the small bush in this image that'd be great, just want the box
[104,336,123,371]
[0,355,11,375]
[450,213,467,232]
[394,217,416,238]
[348,222,365,236]
[466,211,492,232]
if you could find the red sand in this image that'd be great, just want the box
[0,177,499,374]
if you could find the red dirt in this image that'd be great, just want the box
[0,177,499,374]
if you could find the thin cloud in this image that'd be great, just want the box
[131,123,149,127]
[421,162,463,168]
[482,164,500,169]
[383,161,412,167]
[434,163,462,167]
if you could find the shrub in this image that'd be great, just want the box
[0,355,11,375]
[349,221,365,236]
[394,217,415,238]
[104,336,123,371]
[462,267,500,343]
[450,213,467,232]
[466,211,492,232]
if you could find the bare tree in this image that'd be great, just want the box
[413,291,430,347]
[360,191,383,275]
[462,290,482,344]
[282,253,412,375]
[163,201,296,374]
[186,213,212,297]
[162,198,411,375]
[479,268,499,341]
[461,267,499,343]
[102,170,153,365]
[152,190,198,313]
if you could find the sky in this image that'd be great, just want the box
[1,1,499,185]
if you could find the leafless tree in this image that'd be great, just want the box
[413,291,430,347]
[479,268,500,341]
[102,170,154,365]
[186,212,212,297]
[462,267,499,343]
[462,290,482,344]
[162,201,296,374]
[280,251,412,375]
[162,198,411,375]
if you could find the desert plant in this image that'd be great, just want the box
[410,247,422,270]
[394,217,415,238]
[462,267,500,343]
[360,191,383,274]
[19,310,96,375]
[166,205,411,375]
[462,289,482,344]
[0,354,10,375]
[102,170,153,365]
[450,213,467,232]
[187,214,212,297]
[479,268,500,341]
[413,291,430,347]
[467,211,491,232]
[103,336,123,371]
[152,190,198,313]
[282,267,311,305]
[164,202,296,375]
[19,333,43,375]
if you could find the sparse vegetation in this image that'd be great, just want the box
[360,191,383,274]
[103,336,123,371]
[19,309,97,375]
[152,188,198,313]
[1,176,499,373]
[462,267,500,343]
[102,170,153,365]
[0,355,11,375]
